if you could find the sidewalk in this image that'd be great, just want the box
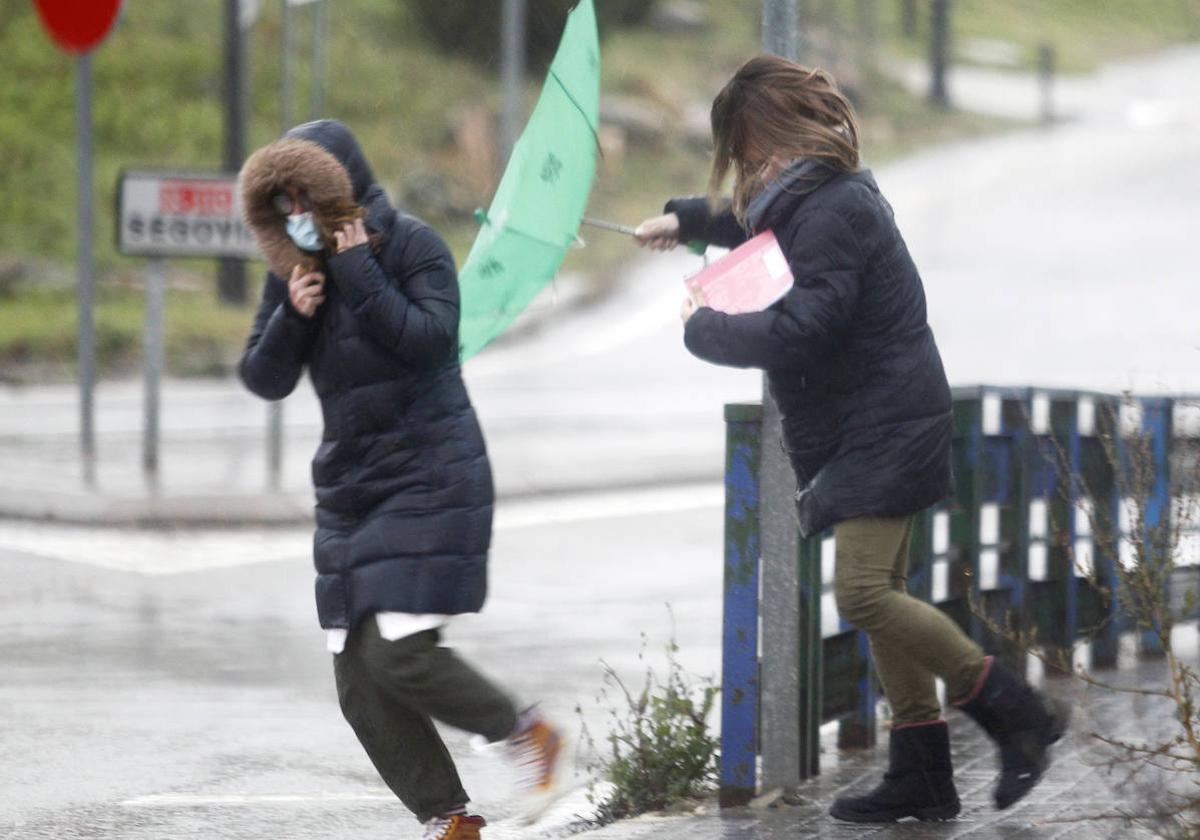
[583,641,1188,840]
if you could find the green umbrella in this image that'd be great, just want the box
[458,0,600,360]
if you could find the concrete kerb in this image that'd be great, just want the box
[0,485,315,528]
[0,472,727,528]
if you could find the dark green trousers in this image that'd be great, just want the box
[333,622,518,822]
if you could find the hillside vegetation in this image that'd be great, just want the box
[1,0,1196,379]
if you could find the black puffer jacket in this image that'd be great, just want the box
[670,160,953,536]
[238,120,493,629]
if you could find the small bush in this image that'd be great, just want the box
[578,625,719,820]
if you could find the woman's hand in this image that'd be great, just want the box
[634,213,681,251]
[681,288,705,324]
[288,265,326,318]
[334,218,369,253]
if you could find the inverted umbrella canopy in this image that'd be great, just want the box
[458,0,600,360]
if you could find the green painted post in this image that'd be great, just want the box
[950,390,985,642]
[798,533,823,777]
[1043,395,1081,671]
[1083,396,1122,667]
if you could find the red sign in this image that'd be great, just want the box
[158,181,236,216]
[34,0,123,54]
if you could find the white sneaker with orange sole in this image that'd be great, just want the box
[504,708,564,824]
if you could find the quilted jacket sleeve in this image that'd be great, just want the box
[325,224,459,369]
[237,271,317,400]
[664,196,750,250]
[682,209,862,371]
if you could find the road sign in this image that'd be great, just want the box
[34,0,123,54]
[117,171,259,259]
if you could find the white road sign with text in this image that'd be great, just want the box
[117,171,259,259]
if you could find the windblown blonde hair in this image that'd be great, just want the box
[708,55,860,223]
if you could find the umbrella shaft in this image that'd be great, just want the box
[582,217,637,236]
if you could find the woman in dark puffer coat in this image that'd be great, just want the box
[237,120,560,839]
[635,57,1070,824]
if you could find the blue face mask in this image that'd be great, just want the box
[286,212,322,252]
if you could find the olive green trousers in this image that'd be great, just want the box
[333,623,518,822]
[833,515,987,725]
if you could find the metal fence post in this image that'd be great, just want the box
[997,390,1035,672]
[720,404,763,806]
[949,390,985,642]
[759,393,805,790]
[1043,394,1082,669]
[758,0,808,794]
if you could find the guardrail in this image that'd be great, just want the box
[719,388,1200,805]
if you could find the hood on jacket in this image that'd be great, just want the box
[239,120,385,279]
[285,119,378,205]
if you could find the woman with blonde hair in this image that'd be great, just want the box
[636,56,1069,823]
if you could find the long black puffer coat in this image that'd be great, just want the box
[669,159,953,537]
[238,120,492,629]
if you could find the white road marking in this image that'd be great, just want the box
[0,523,311,575]
[0,483,724,574]
[122,792,394,806]
[495,483,723,531]
[120,783,611,839]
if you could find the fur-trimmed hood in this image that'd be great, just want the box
[239,120,391,279]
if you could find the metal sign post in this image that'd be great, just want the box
[310,0,328,117]
[269,0,301,491]
[35,0,123,494]
[117,171,260,483]
[501,0,527,169]
[142,257,167,477]
[219,0,249,305]
[930,0,950,109]
[76,53,97,486]
[759,0,804,796]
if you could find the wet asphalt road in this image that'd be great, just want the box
[0,493,725,839]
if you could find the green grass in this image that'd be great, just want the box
[0,276,258,381]
[1,0,1195,379]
